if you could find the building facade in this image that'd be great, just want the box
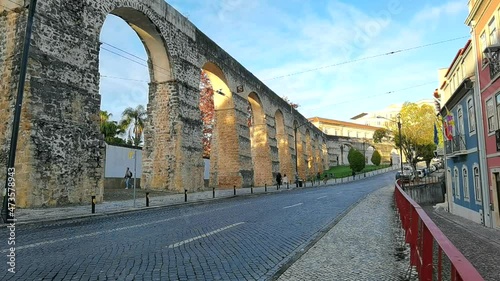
[439,40,487,225]
[466,0,500,228]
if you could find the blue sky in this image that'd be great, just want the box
[99,0,470,122]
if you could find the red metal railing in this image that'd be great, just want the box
[394,180,484,281]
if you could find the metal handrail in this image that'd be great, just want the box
[394,181,484,281]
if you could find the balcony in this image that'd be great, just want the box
[484,44,500,80]
[445,133,467,156]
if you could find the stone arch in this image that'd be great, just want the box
[1,0,211,207]
[248,92,272,186]
[100,6,188,192]
[275,110,291,179]
[340,143,353,166]
[201,62,241,188]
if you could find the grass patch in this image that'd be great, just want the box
[322,164,391,179]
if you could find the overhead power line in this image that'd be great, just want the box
[331,81,437,106]
[263,36,470,81]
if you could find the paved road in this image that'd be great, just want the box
[0,173,396,280]
[422,205,500,281]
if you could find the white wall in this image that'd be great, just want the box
[104,144,142,178]
[204,159,210,179]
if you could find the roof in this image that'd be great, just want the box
[308,117,381,131]
[350,113,368,120]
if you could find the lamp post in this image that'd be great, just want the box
[293,121,311,187]
[377,114,403,176]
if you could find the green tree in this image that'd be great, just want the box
[348,148,365,172]
[371,150,381,166]
[373,128,391,143]
[120,105,147,147]
[386,102,438,169]
[100,111,126,145]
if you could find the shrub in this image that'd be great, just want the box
[371,150,381,166]
[348,148,365,172]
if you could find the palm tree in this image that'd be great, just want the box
[100,110,126,145]
[120,105,147,147]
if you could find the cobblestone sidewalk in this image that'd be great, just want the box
[277,185,415,281]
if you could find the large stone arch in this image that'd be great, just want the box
[248,92,272,186]
[201,62,241,188]
[0,0,207,207]
[0,0,332,208]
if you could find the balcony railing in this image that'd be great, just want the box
[490,61,500,80]
[445,133,466,155]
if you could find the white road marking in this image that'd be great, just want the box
[1,204,251,253]
[283,203,303,209]
[316,196,327,200]
[167,222,245,249]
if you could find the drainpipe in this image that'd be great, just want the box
[469,22,492,227]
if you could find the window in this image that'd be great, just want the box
[480,32,487,63]
[486,98,495,132]
[463,167,469,199]
[496,94,500,131]
[474,166,481,202]
[457,107,464,136]
[454,168,460,199]
[467,97,476,134]
[489,17,498,45]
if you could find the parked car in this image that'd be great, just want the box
[400,166,415,182]
[416,169,425,178]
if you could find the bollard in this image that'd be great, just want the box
[213,187,215,198]
[287,182,289,189]
[233,185,236,196]
[91,195,96,214]
[265,184,267,192]
[146,192,149,207]
[184,189,187,202]
[251,186,253,194]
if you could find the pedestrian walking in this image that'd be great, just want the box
[124,167,132,189]
[276,172,282,189]
[283,174,288,189]
[316,172,321,185]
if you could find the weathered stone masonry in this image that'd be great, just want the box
[0,0,329,208]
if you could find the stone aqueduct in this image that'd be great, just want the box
[0,0,394,208]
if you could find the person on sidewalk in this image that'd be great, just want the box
[124,167,132,189]
[282,174,288,188]
[276,172,282,189]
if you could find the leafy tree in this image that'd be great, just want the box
[199,71,215,158]
[348,148,365,172]
[371,150,381,166]
[373,128,391,143]
[386,102,438,169]
[120,105,147,147]
[100,111,126,145]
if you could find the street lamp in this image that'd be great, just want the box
[376,114,403,176]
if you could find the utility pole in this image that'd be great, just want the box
[2,0,38,223]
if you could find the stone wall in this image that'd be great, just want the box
[0,0,329,207]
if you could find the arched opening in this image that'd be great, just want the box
[248,93,272,186]
[200,62,241,188]
[99,7,176,194]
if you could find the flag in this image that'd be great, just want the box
[444,106,454,141]
[434,123,439,145]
